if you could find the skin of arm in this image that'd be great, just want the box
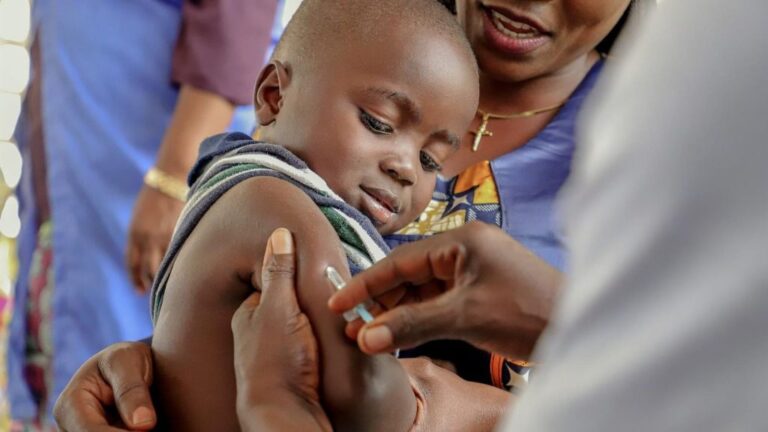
[235,354,513,432]
[232,224,526,432]
[402,358,511,431]
[150,176,416,432]
[127,85,235,292]
[232,230,509,432]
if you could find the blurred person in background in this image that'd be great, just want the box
[8,0,280,428]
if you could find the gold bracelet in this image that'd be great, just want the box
[144,167,189,202]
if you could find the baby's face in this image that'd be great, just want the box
[264,22,479,234]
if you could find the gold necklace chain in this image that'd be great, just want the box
[470,102,565,152]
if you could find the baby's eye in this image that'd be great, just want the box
[420,151,442,172]
[359,109,394,135]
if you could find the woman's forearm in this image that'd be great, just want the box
[403,358,511,431]
[153,85,235,178]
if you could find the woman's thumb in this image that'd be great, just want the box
[259,228,300,315]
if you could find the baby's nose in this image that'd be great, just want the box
[381,155,417,186]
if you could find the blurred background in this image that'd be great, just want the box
[1,0,31,428]
[0,1,301,428]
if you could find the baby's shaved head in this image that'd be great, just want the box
[273,0,476,76]
[254,0,479,236]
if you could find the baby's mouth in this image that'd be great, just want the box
[359,186,401,226]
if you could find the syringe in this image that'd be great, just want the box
[325,266,374,323]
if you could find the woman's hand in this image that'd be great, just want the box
[126,186,185,293]
[126,85,235,293]
[328,221,562,361]
[232,228,331,431]
[53,341,156,431]
[54,228,330,432]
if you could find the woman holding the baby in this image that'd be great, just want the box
[54,0,639,430]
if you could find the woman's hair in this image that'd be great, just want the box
[437,0,457,14]
[597,0,653,54]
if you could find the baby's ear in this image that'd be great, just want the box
[254,61,291,126]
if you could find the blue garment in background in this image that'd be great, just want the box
[386,61,605,272]
[8,0,284,423]
[8,0,183,423]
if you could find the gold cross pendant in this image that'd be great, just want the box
[471,112,493,152]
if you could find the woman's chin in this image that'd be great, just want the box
[475,50,547,84]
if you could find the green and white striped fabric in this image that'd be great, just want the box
[150,133,390,324]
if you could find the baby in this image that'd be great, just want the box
[149,0,478,430]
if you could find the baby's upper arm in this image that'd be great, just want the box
[152,176,414,432]
[227,176,353,289]
[149,177,346,430]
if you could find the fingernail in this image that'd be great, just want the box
[132,406,155,427]
[361,326,393,352]
[263,236,274,265]
[270,228,293,254]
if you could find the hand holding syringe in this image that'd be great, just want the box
[325,266,374,323]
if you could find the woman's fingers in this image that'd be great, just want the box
[127,187,184,293]
[330,238,467,349]
[97,343,156,430]
[126,234,161,294]
[54,342,156,431]
[126,242,144,292]
[356,292,459,354]
[258,227,300,318]
[234,228,297,337]
[342,281,445,341]
[328,240,464,312]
